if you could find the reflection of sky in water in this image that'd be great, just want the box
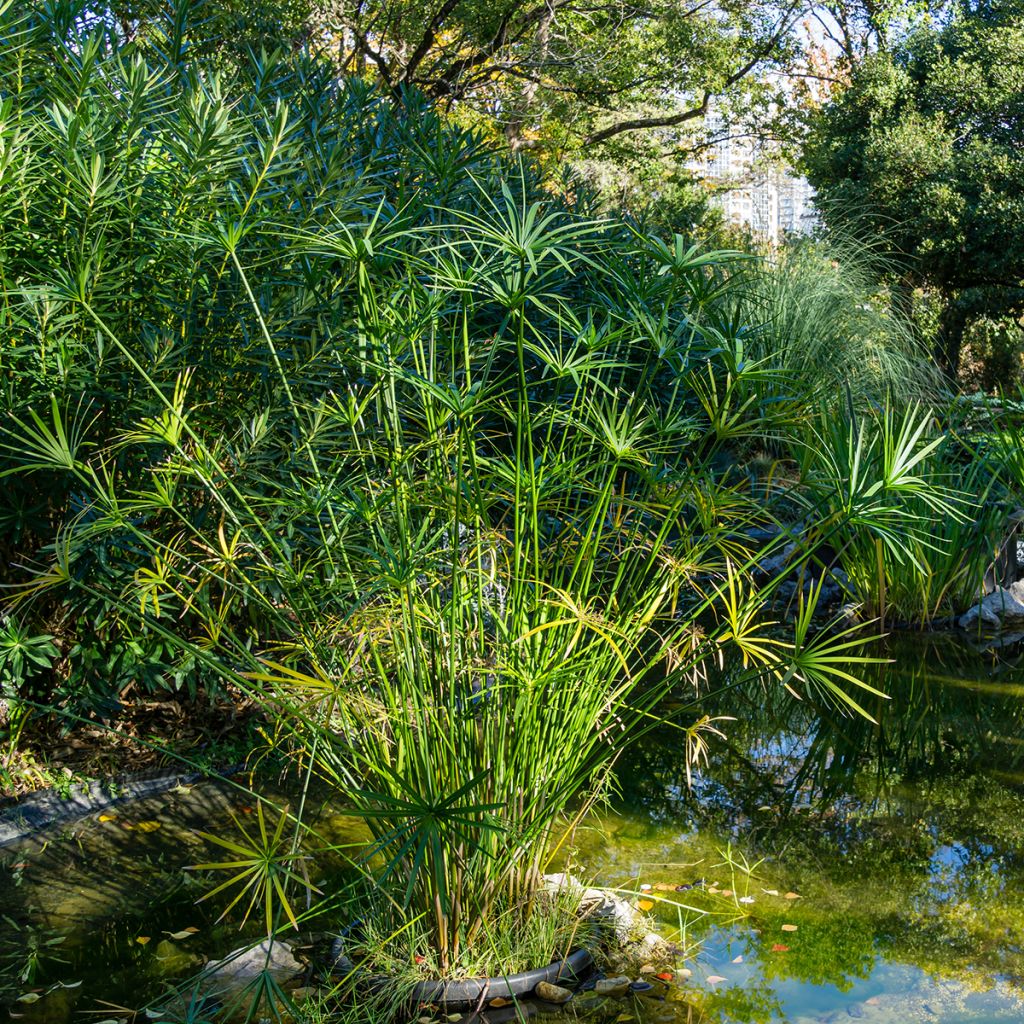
[692,925,1024,1024]
[601,638,1024,1024]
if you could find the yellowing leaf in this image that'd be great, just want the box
[135,821,162,833]
[98,814,117,822]
[16,992,41,1004]
[163,927,199,940]
[136,936,151,945]
[637,899,654,911]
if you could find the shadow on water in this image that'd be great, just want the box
[2,634,1024,1023]
[577,633,1024,1023]
[0,778,367,1023]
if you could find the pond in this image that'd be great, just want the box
[1,634,1023,1023]
[576,634,1024,1023]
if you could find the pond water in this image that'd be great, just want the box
[1,635,1023,1023]
[575,634,1024,1023]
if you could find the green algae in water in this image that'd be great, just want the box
[574,635,1024,1023]
[2,635,1024,1023]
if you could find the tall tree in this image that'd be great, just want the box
[802,0,1024,376]
[312,0,804,155]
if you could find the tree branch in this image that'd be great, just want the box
[582,5,799,146]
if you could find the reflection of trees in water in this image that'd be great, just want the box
[621,634,1024,827]
[614,634,1024,1004]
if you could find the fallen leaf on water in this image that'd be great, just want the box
[446,1016,461,1023]
[706,975,727,985]
[770,944,790,952]
[98,814,116,823]
[762,888,779,896]
[731,955,743,963]
[136,936,151,945]
[784,892,801,900]
[16,993,41,1004]
[781,924,798,932]
[171,784,192,795]
[489,997,511,1008]
[637,899,654,911]
[163,928,199,940]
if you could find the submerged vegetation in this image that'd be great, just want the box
[0,2,1023,1023]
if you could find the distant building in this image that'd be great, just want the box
[689,107,818,244]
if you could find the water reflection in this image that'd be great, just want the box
[584,634,1024,1023]
[2,636,1023,1023]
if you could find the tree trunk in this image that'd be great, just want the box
[504,3,553,152]
[935,294,966,383]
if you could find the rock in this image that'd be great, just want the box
[202,940,302,994]
[759,543,797,577]
[542,872,641,940]
[640,931,671,957]
[958,586,1024,629]
[534,981,573,1004]
[594,976,632,997]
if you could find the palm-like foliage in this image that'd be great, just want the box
[0,0,968,980]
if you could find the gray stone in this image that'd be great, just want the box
[202,940,302,993]
[958,586,1024,629]
[594,976,631,997]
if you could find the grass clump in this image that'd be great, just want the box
[0,1,1001,1008]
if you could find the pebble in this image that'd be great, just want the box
[595,976,631,997]
[534,981,573,1004]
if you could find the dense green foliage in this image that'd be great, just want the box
[803,0,1024,378]
[3,2,1024,1011]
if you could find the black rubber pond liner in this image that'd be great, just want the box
[335,947,595,1012]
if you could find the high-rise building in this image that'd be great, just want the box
[688,106,818,243]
